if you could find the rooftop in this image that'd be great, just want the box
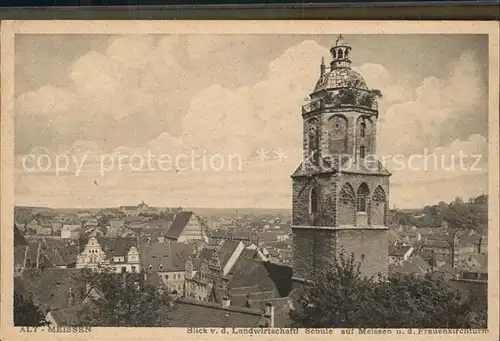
[165,211,195,240]
[164,298,264,327]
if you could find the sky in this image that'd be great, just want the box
[14,34,489,209]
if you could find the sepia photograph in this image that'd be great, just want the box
[1,20,498,341]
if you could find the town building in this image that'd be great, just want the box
[291,35,391,286]
[184,240,245,301]
[76,236,141,273]
[141,242,198,294]
[165,211,205,243]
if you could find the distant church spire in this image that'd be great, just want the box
[330,34,352,69]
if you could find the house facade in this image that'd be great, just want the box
[76,236,141,273]
[165,211,205,243]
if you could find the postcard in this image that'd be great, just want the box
[1,20,498,341]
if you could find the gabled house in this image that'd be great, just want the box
[76,236,141,273]
[184,240,245,301]
[165,211,205,243]
[142,242,199,294]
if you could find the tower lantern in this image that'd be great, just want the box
[330,34,352,69]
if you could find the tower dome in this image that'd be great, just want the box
[314,68,368,92]
[313,34,368,93]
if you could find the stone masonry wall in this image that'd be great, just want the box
[336,229,389,278]
[292,228,337,281]
[292,178,309,226]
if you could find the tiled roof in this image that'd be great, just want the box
[227,257,293,297]
[199,240,241,270]
[98,237,138,257]
[165,212,194,240]
[140,242,195,272]
[163,298,264,327]
[49,303,93,326]
[15,268,87,312]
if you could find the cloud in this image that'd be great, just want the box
[386,133,488,186]
[16,36,187,123]
[14,37,488,209]
[179,40,329,158]
[354,63,412,105]
[377,50,485,156]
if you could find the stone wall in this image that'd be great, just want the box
[291,228,337,281]
[336,229,389,278]
[292,178,309,226]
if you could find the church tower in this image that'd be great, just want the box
[291,35,391,285]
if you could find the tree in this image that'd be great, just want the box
[14,292,48,326]
[78,268,171,327]
[289,252,486,328]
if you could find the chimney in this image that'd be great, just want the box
[221,296,230,308]
[264,302,275,328]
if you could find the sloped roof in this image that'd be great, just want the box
[49,303,93,326]
[227,257,293,297]
[15,268,86,312]
[164,298,264,327]
[165,212,195,240]
[199,240,241,270]
[340,157,391,176]
[140,242,194,272]
[98,237,138,257]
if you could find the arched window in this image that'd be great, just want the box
[361,254,366,263]
[357,183,369,212]
[360,146,366,159]
[338,49,344,59]
[360,121,366,137]
[159,264,163,271]
[332,50,337,59]
[310,187,318,214]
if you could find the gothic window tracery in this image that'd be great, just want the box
[339,183,355,205]
[371,185,387,225]
[372,186,386,202]
[357,183,370,212]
